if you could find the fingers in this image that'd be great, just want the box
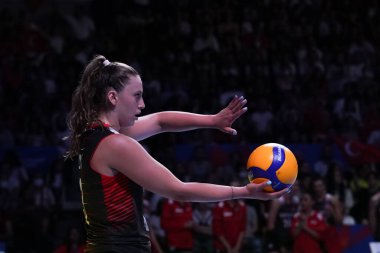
[228,95,247,113]
[231,106,248,121]
[257,180,272,190]
[226,96,239,111]
[219,95,248,136]
[223,127,237,135]
[246,181,271,193]
[247,182,289,200]
[267,188,289,199]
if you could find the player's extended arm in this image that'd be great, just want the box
[120,95,247,141]
[96,135,287,202]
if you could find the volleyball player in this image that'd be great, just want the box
[66,55,288,253]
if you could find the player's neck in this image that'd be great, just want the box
[98,114,120,131]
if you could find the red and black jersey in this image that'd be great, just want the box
[79,126,151,253]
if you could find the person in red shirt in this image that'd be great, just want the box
[160,199,193,253]
[312,178,343,253]
[290,192,327,253]
[212,198,246,253]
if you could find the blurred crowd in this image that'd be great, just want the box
[1,0,380,252]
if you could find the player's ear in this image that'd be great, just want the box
[107,89,118,106]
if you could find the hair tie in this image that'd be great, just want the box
[103,59,111,66]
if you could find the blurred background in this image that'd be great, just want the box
[0,0,379,252]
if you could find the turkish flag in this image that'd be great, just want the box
[335,137,380,165]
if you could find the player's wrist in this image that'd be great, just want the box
[209,114,219,128]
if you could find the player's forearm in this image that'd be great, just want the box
[171,182,245,202]
[157,111,215,132]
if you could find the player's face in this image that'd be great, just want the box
[116,75,145,127]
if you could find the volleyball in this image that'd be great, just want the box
[246,143,298,192]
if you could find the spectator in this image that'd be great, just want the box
[63,4,95,43]
[30,172,56,210]
[266,180,301,253]
[325,163,354,215]
[192,202,213,253]
[160,199,193,253]
[212,180,246,253]
[1,149,29,201]
[291,192,327,253]
[248,97,274,141]
[349,165,372,223]
[369,191,380,241]
[188,145,212,182]
[143,198,164,253]
[313,143,338,177]
[47,159,65,210]
[243,202,262,253]
[11,176,55,253]
[312,177,343,253]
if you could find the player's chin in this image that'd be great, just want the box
[127,121,136,127]
[129,117,138,126]
[121,118,136,128]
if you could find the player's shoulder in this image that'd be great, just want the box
[99,132,143,155]
[102,132,139,147]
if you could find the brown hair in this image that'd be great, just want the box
[66,55,139,159]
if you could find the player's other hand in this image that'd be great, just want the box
[213,95,247,136]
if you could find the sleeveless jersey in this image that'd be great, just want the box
[79,126,151,253]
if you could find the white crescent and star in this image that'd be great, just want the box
[344,141,360,157]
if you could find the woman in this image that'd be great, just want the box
[66,55,288,253]
[291,192,327,253]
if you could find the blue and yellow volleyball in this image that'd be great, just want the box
[246,143,298,192]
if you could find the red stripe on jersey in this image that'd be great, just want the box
[101,173,134,223]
